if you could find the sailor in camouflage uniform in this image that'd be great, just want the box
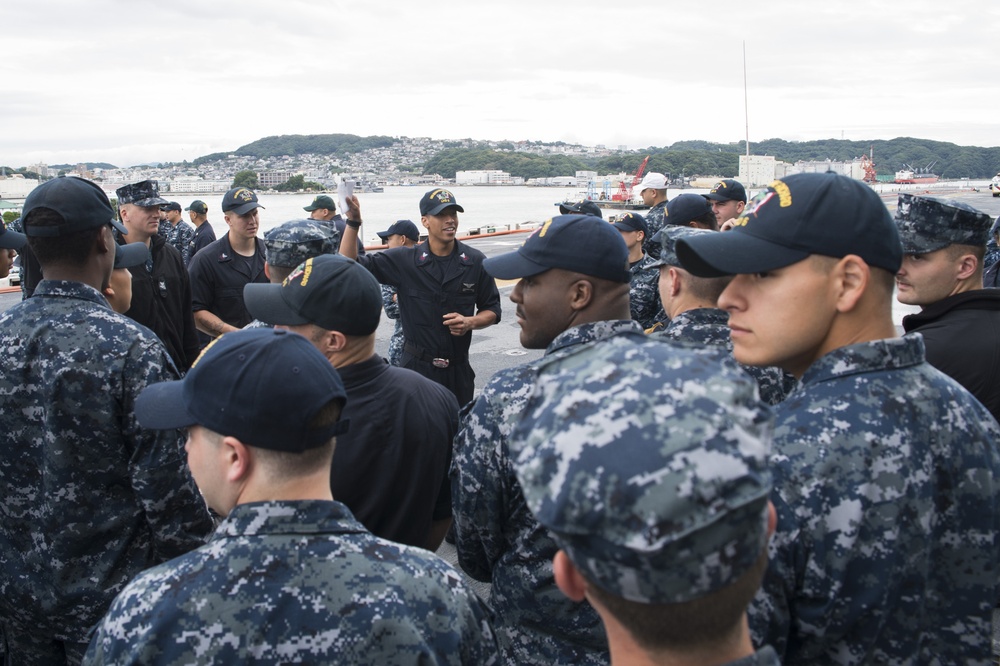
[0,177,213,664]
[244,218,339,329]
[376,219,420,365]
[612,211,664,329]
[452,214,640,665]
[633,171,669,258]
[678,171,1000,664]
[85,328,498,665]
[510,334,780,666]
[158,201,196,265]
[651,225,794,405]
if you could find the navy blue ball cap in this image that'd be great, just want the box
[135,328,349,452]
[612,211,648,236]
[484,214,630,283]
[0,219,26,250]
[244,254,383,335]
[665,193,713,227]
[376,219,419,242]
[222,187,265,215]
[23,176,127,237]
[557,200,603,219]
[420,189,464,216]
[703,179,748,203]
[113,242,150,270]
[677,172,901,278]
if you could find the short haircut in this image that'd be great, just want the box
[586,548,768,653]
[252,398,343,479]
[267,263,295,284]
[945,243,985,265]
[25,207,103,268]
[689,211,719,231]
[682,270,732,303]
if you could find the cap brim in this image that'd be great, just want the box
[243,283,312,326]
[676,230,809,278]
[0,229,26,250]
[111,218,129,236]
[483,251,550,280]
[425,203,464,216]
[228,202,264,215]
[135,380,196,430]
[132,197,169,207]
[114,242,150,269]
[375,231,391,240]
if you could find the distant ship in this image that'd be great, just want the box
[894,162,939,185]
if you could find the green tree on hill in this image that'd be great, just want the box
[232,170,259,189]
[274,174,324,192]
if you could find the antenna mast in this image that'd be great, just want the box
[743,41,750,158]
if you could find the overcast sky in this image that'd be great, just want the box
[3,0,997,168]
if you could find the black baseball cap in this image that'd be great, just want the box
[376,219,419,242]
[703,179,748,203]
[160,202,182,212]
[612,212,648,236]
[677,172,901,278]
[185,200,208,214]
[557,200,603,219]
[665,194,714,227]
[135,328,349,453]
[244,254,383,335]
[114,242,150,270]
[222,187,265,215]
[420,189,464,216]
[484,214,629,283]
[0,219,25,250]
[23,176,128,237]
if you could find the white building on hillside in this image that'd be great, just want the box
[455,170,521,185]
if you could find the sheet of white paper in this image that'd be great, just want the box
[337,178,355,218]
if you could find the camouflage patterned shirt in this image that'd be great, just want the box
[748,335,1000,664]
[381,283,405,366]
[84,500,499,665]
[158,220,196,266]
[628,253,663,330]
[656,307,795,405]
[641,201,667,259]
[0,280,213,644]
[452,319,644,665]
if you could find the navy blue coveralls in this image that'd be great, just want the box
[355,240,501,406]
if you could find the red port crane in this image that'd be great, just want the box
[613,155,650,202]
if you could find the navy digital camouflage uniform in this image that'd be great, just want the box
[657,308,794,405]
[158,219,196,266]
[640,200,666,259]
[85,500,498,665]
[0,280,213,661]
[381,283,405,365]
[748,335,1000,664]
[452,319,644,665]
[508,333,779,666]
[650,226,794,404]
[627,253,663,329]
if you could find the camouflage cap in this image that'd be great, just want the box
[509,334,773,605]
[648,225,715,268]
[115,180,168,208]
[894,194,993,254]
[263,219,339,268]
